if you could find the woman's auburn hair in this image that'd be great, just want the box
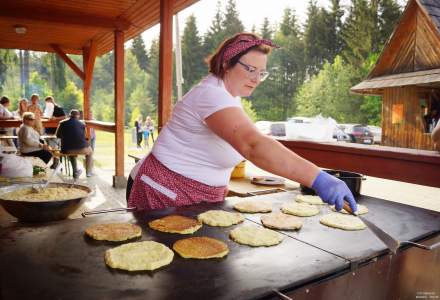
[206,32,272,79]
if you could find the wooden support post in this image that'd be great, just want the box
[83,41,97,141]
[82,41,97,121]
[158,0,174,131]
[113,30,126,188]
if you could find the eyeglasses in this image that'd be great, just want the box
[237,60,269,82]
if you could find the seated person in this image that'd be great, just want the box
[18,112,53,165]
[43,96,65,167]
[56,109,93,178]
[0,96,16,148]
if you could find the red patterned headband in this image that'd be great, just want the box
[223,37,280,63]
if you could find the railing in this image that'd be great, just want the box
[278,138,440,188]
[84,120,115,132]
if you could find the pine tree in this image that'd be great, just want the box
[304,0,330,75]
[341,0,376,67]
[0,50,15,93]
[252,8,306,120]
[260,18,273,40]
[146,38,160,110]
[327,0,344,60]
[23,50,30,96]
[131,35,149,72]
[181,14,206,93]
[203,1,225,56]
[280,8,299,37]
[378,0,402,47]
[222,0,244,38]
[52,54,66,93]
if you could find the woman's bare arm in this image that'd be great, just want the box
[205,107,320,187]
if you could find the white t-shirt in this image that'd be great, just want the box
[44,102,54,118]
[0,104,13,120]
[151,74,244,186]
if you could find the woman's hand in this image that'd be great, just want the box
[312,171,358,212]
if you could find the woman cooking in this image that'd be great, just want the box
[127,33,358,213]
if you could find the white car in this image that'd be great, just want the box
[287,117,311,124]
[255,121,286,137]
[255,121,272,135]
[367,125,382,144]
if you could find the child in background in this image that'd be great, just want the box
[143,123,150,148]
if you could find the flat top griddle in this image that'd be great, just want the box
[227,192,440,263]
[0,203,348,300]
[1,193,439,300]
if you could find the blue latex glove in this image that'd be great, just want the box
[312,171,358,213]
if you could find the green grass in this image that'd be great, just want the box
[93,129,156,170]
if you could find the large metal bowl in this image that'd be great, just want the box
[0,183,93,222]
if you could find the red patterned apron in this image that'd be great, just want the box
[128,154,227,210]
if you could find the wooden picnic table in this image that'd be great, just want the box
[0,118,61,128]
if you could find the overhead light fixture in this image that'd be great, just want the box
[14,25,27,34]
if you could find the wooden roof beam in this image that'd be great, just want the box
[0,3,131,31]
[51,44,85,81]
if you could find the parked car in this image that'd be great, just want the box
[340,124,374,144]
[255,121,286,137]
[270,122,286,137]
[287,117,311,124]
[333,126,351,142]
[367,125,382,144]
[255,121,271,135]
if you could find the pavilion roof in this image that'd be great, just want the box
[0,0,198,55]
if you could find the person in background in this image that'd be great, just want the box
[145,116,155,144]
[27,94,44,134]
[43,96,66,125]
[432,120,440,151]
[126,32,357,214]
[134,115,143,148]
[430,109,439,133]
[142,121,150,148]
[18,112,53,165]
[56,109,93,178]
[43,96,54,118]
[44,96,66,168]
[0,96,16,148]
[16,98,29,118]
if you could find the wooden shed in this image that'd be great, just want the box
[351,0,440,150]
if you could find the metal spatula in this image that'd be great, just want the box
[343,201,440,254]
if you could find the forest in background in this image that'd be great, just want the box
[0,0,402,126]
